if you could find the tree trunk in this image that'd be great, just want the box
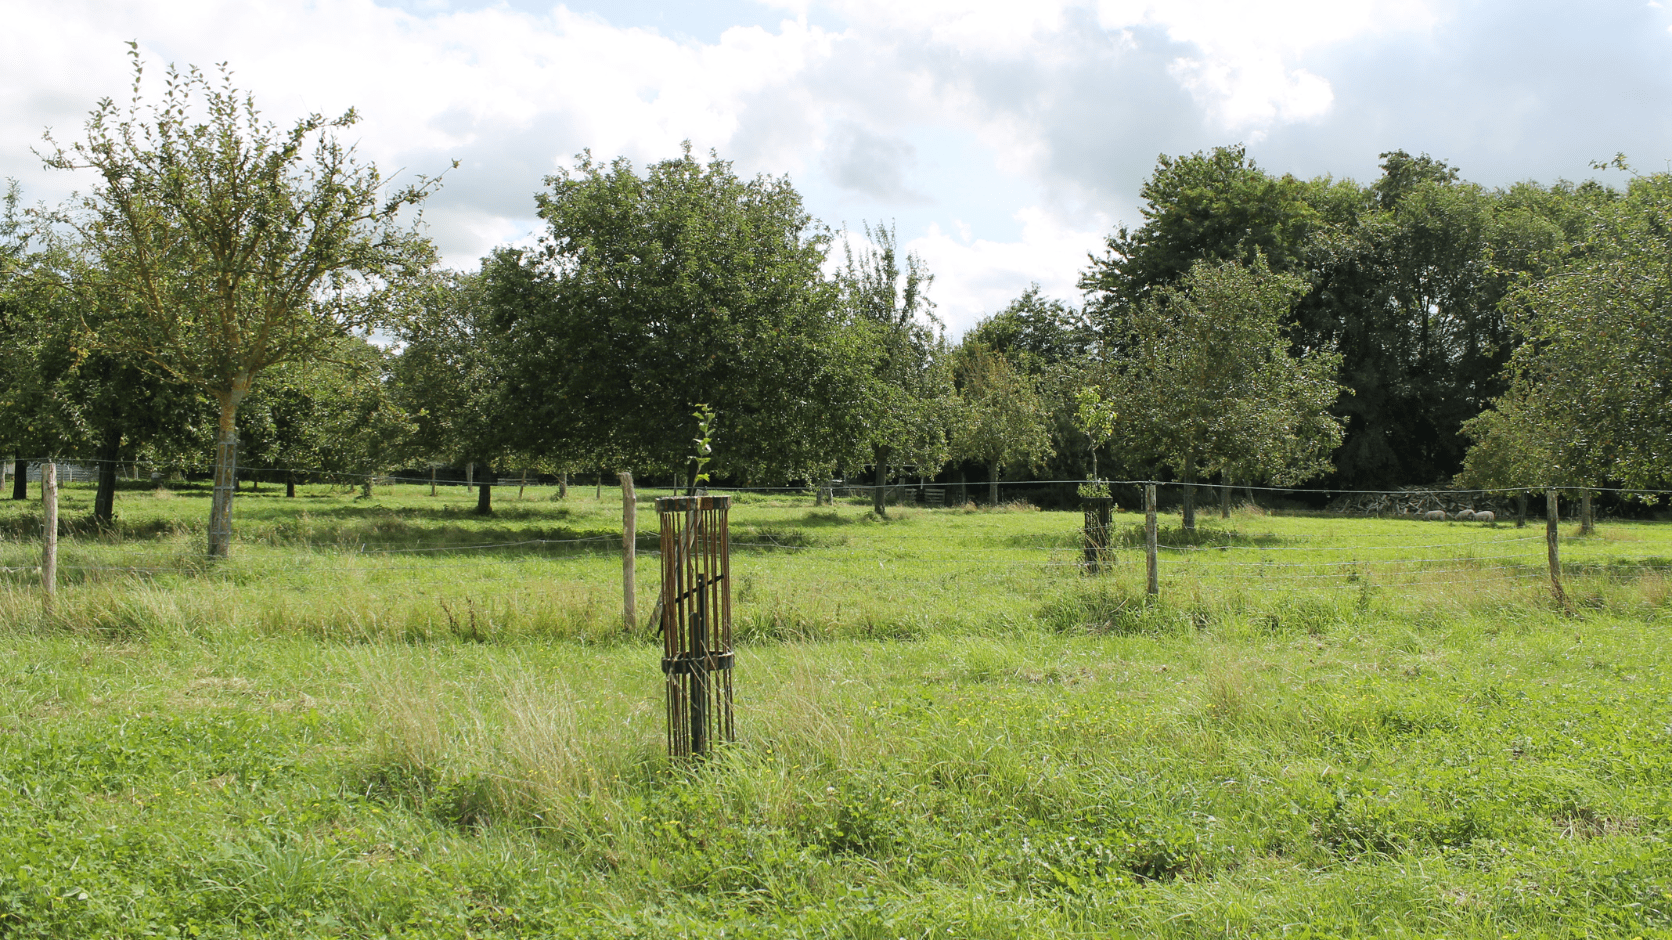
[1220,471,1231,519]
[872,445,891,518]
[1580,490,1594,535]
[476,478,493,515]
[1244,480,1257,508]
[466,462,474,494]
[93,429,120,525]
[519,469,528,500]
[559,472,568,499]
[207,392,244,558]
[11,460,25,500]
[251,471,260,492]
[361,474,373,499]
[988,460,1000,507]
[1181,463,1197,531]
[286,472,296,499]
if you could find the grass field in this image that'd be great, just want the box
[2,481,1671,937]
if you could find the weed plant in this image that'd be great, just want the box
[0,482,1670,936]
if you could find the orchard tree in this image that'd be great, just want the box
[0,201,201,521]
[43,45,444,555]
[238,336,415,498]
[839,223,954,516]
[1096,257,1343,530]
[1461,168,1672,494]
[949,344,1053,505]
[494,146,871,488]
[393,264,526,514]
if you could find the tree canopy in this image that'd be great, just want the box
[43,46,442,553]
[1461,170,1672,492]
[1094,256,1344,528]
[492,147,871,486]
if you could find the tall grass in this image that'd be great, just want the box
[2,483,1671,936]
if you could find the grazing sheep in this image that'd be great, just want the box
[1474,510,1496,523]
[1455,509,1477,521]
[1423,510,1447,521]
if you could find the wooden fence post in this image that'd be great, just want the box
[42,461,57,614]
[1145,484,1159,596]
[620,471,636,633]
[1547,490,1565,606]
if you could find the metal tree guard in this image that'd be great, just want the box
[657,495,735,758]
[1083,496,1113,572]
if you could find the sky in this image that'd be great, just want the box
[3,0,1670,335]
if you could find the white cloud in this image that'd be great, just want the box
[1095,0,1442,129]
[4,0,1667,333]
[908,206,1108,334]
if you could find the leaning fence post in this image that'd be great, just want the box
[620,471,636,633]
[1547,490,1565,606]
[1145,484,1159,596]
[41,461,57,614]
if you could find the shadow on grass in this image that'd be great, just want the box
[790,510,858,528]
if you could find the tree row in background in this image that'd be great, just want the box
[4,53,1670,553]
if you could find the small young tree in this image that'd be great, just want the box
[43,45,443,554]
[1073,385,1118,493]
[1100,257,1344,529]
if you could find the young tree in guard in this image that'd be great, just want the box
[657,495,734,758]
[44,45,444,555]
[1082,497,1112,573]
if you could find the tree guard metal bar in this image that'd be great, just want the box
[657,495,734,758]
[1082,497,1113,572]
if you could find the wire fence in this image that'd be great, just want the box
[1,462,1665,629]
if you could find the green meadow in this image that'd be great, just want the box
[2,481,1671,938]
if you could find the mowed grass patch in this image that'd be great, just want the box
[0,485,1671,935]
